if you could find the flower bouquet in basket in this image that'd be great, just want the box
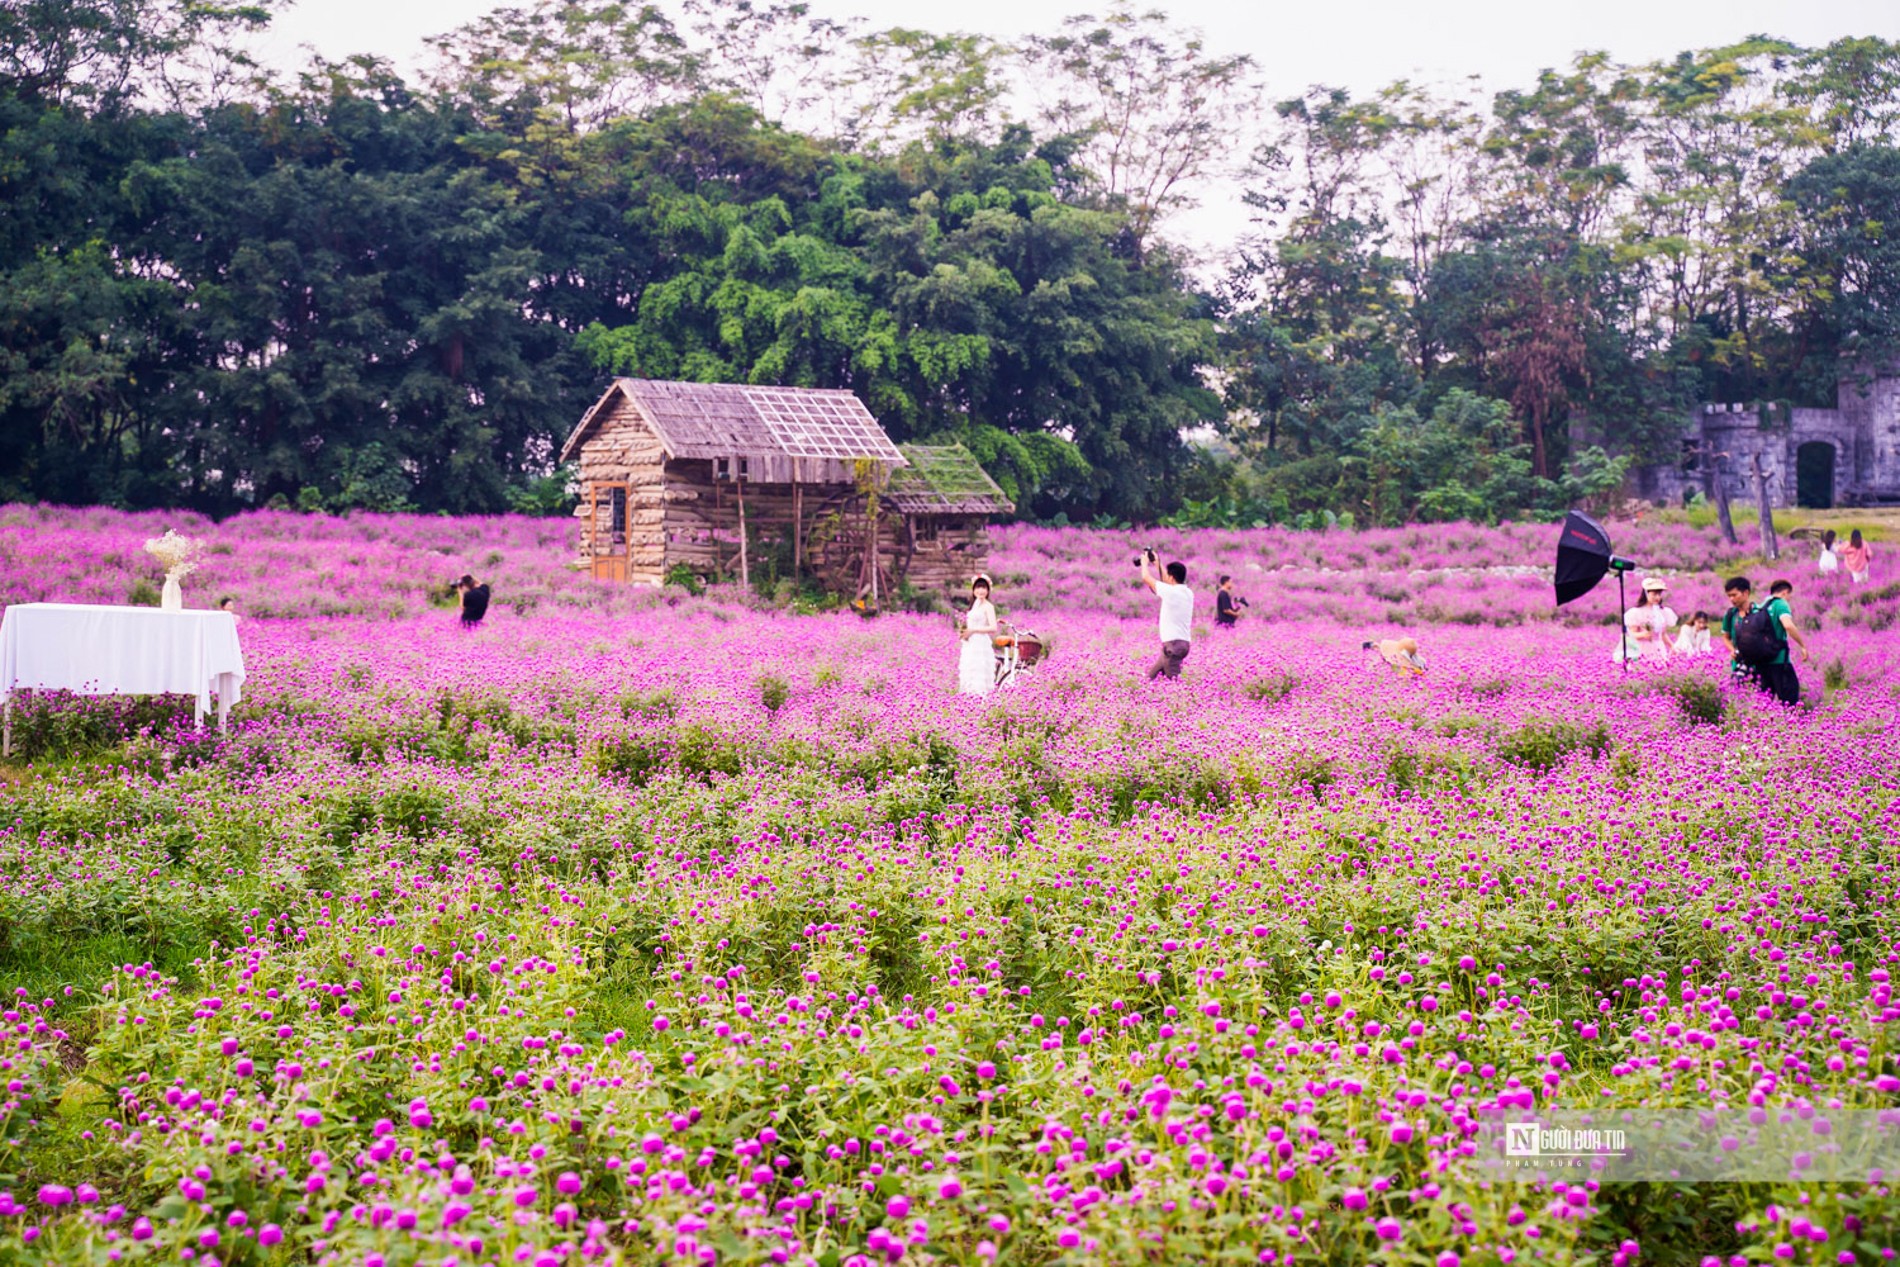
[142,529,204,611]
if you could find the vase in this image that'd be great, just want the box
[161,575,183,611]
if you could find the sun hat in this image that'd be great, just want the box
[1641,577,1667,593]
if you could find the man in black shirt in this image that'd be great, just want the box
[1215,574,1248,628]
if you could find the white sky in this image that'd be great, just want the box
[255,0,1896,255]
[261,0,1895,93]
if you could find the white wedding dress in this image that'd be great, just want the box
[958,599,997,695]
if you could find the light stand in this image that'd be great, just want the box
[1617,569,1628,673]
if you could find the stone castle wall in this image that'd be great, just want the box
[1618,362,1900,509]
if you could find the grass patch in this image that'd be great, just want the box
[1653,673,1726,725]
[1243,672,1300,704]
[758,674,791,712]
[1494,718,1613,770]
[0,692,204,763]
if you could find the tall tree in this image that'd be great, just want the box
[1022,7,1254,252]
[577,107,1218,517]
[0,0,277,110]
[1789,144,1900,366]
[1219,89,1414,461]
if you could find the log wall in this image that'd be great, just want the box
[573,396,669,585]
[901,520,992,594]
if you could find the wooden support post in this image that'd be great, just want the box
[1705,445,1739,546]
[736,477,750,590]
[1752,452,1779,561]
[2,696,11,759]
[792,476,803,575]
[869,497,881,610]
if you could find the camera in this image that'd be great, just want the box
[1131,547,1158,566]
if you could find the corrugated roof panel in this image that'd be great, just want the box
[622,380,778,459]
[562,379,908,472]
[745,386,905,464]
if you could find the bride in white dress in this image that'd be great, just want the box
[957,575,999,696]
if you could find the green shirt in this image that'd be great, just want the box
[1722,597,1791,669]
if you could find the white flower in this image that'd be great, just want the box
[142,529,204,581]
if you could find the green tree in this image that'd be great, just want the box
[0,0,276,109]
[1789,144,1900,366]
[131,67,593,512]
[578,105,1218,518]
[1219,89,1416,462]
[1023,7,1255,252]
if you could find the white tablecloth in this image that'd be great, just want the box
[0,603,245,721]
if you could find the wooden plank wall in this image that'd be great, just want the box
[573,398,669,585]
[900,520,993,595]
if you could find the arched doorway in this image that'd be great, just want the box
[1796,442,1836,509]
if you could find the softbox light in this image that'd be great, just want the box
[1555,510,1615,606]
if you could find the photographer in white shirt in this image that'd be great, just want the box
[1138,549,1195,679]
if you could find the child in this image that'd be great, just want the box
[1673,610,1711,656]
[1817,529,1839,575]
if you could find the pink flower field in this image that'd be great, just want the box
[0,503,1898,1267]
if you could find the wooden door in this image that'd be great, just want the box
[585,482,631,582]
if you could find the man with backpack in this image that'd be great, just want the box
[1717,576,1801,705]
[1766,579,1812,666]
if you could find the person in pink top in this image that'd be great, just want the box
[1835,529,1873,584]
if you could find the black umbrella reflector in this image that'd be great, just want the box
[1554,510,1631,605]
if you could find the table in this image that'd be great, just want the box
[0,604,246,755]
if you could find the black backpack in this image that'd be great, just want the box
[1732,604,1783,666]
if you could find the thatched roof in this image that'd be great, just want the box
[560,378,906,467]
[887,443,1014,515]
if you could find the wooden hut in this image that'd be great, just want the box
[887,444,1015,595]
[560,379,1009,598]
